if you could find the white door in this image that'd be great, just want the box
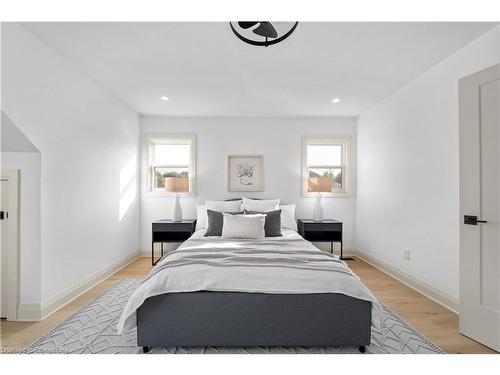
[459,63,500,352]
[0,170,19,320]
[1,179,9,318]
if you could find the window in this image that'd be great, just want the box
[302,136,351,197]
[146,134,196,196]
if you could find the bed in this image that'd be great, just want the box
[118,222,382,353]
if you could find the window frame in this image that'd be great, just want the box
[144,134,197,197]
[301,135,352,198]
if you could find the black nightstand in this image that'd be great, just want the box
[152,219,196,266]
[297,219,350,260]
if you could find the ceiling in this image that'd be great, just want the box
[22,22,497,117]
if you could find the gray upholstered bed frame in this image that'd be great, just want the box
[137,198,371,353]
[137,291,371,352]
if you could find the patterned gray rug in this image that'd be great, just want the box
[22,279,444,354]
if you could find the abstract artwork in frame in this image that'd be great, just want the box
[227,155,264,192]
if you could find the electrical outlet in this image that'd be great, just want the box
[404,248,411,261]
[403,248,411,261]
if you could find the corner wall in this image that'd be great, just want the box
[1,23,141,311]
[356,25,500,301]
[1,152,41,307]
[1,111,42,306]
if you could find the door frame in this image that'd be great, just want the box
[1,169,20,320]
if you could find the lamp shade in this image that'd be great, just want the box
[164,177,189,193]
[308,176,332,193]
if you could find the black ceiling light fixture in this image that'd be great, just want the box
[230,22,298,47]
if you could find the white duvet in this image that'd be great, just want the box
[117,230,382,333]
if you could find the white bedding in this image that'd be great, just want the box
[117,230,382,333]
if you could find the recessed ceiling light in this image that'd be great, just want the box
[160,96,169,101]
[331,98,340,104]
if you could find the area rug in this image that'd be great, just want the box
[22,279,444,354]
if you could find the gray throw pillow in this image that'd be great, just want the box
[205,209,241,237]
[244,209,282,237]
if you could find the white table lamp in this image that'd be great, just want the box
[308,176,332,221]
[164,176,189,222]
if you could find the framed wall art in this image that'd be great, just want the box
[227,155,264,192]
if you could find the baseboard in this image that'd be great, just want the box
[17,304,42,321]
[340,248,357,257]
[354,248,459,314]
[17,251,140,321]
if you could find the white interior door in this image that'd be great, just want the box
[1,179,9,318]
[0,170,19,320]
[459,63,500,352]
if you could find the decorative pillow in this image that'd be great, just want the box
[221,213,265,239]
[205,210,224,236]
[279,204,297,231]
[244,209,282,237]
[242,197,280,212]
[205,210,240,237]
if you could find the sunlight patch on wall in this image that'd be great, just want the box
[120,155,136,194]
[119,183,137,221]
[119,155,137,221]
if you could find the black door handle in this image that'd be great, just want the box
[464,215,487,225]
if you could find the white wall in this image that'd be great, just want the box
[1,152,41,305]
[2,23,141,303]
[1,111,39,153]
[141,116,356,250]
[356,26,500,299]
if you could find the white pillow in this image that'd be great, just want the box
[206,200,242,213]
[195,205,208,231]
[280,204,297,231]
[221,213,265,239]
[195,200,243,231]
[242,197,280,212]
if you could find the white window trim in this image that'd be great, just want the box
[301,135,352,198]
[143,133,197,197]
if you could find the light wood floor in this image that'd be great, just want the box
[0,256,497,354]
